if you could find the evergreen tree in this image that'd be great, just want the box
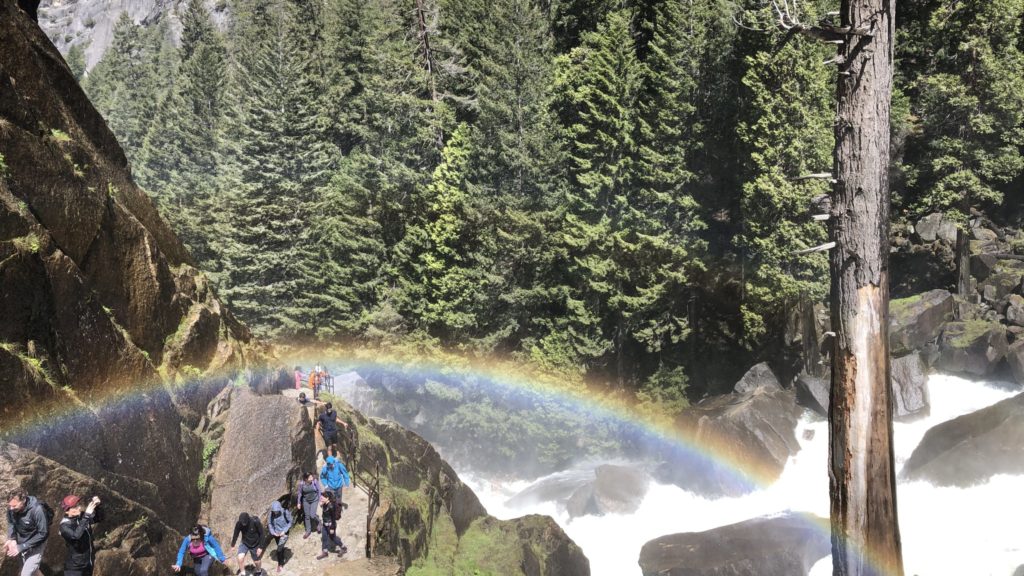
[136,0,227,265]
[734,13,834,348]
[556,8,647,381]
[66,43,86,81]
[903,0,1024,224]
[84,13,168,164]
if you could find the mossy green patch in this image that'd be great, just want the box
[450,519,523,575]
[11,233,40,254]
[890,292,925,320]
[48,128,72,144]
[949,320,1000,348]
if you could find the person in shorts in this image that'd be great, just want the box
[230,512,265,575]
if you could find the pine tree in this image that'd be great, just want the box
[734,9,834,348]
[136,0,226,265]
[556,8,646,380]
[66,43,86,81]
[84,13,168,164]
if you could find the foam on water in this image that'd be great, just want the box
[466,374,1024,576]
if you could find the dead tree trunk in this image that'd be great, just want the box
[828,1,904,575]
[955,225,971,298]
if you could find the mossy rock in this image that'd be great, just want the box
[936,321,1008,377]
[890,289,954,356]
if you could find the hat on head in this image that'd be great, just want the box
[61,495,82,511]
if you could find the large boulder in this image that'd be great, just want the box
[565,464,651,518]
[655,387,802,498]
[935,321,1008,377]
[902,391,1024,486]
[891,353,930,421]
[207,387,315,540]
[0,442,185,576]
[794,372,829,416]
[638,512,830,576]
[733,362,782,394]
[889,290,954,356]
[1007,294,1024,327]
[794,355,930,421]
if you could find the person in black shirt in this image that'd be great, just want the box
[230,512,265,576]
[59,495,100,576]
[315,403,348,456]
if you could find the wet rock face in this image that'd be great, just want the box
[655,383,803,498]
[207,387,314,541]
[902,391,1024,487]
[639,512,830,576]
[565,464,651,518]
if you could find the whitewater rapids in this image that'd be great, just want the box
[464,375,1024,576]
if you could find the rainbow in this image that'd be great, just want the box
[0,345,900,576]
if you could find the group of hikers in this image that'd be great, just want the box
[5,395,354,576]
[295,365,333,398]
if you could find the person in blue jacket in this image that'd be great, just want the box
[319,455,351,502]
[172,525,226,576]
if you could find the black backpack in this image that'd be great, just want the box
[38,501,55,527]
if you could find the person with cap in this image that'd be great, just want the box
[315,491,346,560]
[59,494,101,576]
[266,499,293,573]
[172,524,226,576]
[230,512,265,575]
[4,487,51,576]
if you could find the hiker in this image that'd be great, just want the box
[59,495,101,576]
[230,512,265,576]
[308,370,321,398]
[295,472,321,539]
[319,455,351,504]
[172,524,226,576]
[294,366,304,390]
[4,488,51,576]
[267,500,292,574]
[297,392,324,409]
[314,402,349,452]
[316,491,346,560]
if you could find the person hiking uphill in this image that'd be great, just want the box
[315,491,346,560]
[172,524,226,576]
[230,512,265,575]
[59,495,101,576]
[267,500,292,573]
[295,472,321,539]
[4,488,51,576]
[315,402,348,455]
[319,455,351,503]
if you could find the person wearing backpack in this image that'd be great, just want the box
[267,500,292,574]
[315,491,346,560]
[295,472,321,539]
[230,512,265,575]
[172,524,227,576]
[59,494,101,576]
[4,488,52,576]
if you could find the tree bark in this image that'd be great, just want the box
[955,226,971,298]
[828,1,904,575]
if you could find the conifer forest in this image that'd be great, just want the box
[78,0,1024,406]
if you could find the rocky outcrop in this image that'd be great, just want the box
[335,401,590,575]
[936,320,1008,377]
[902,391,1024,486]
[655,384,802,498]
[206,387,314,540]
[638,512,830,576]
[889,290,954,356]
[794,372,829,416]
[38,0,231,70]
[891,353,930,420]
[565,464,651,518]
[0,442,183,576]
[732,362,782,394]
